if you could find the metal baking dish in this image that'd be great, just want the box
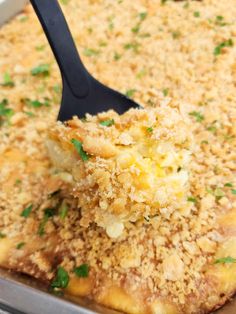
[0,1,235,313]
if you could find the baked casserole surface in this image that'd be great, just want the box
[0,1,236,313]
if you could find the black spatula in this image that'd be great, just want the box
[30,0,139,122]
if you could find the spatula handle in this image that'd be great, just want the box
[30,0,89,98]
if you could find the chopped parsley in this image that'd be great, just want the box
[162,88,169,96]
[74,264,89,278]
[214,39,233,56]
[83,48,100,57]
[189,111,204,122]
[0,232,6,239]
[193,11,200,18]
[207,124,217,133]
[71,139,90,161]
[24,98,50,108]
[59,202,68,219]
[1,72,14,87]
[231,189,236,195]
[123,42,140,53]
[132,24,140,34]
[38,208,55,236]
[214,188,225,200]
[125,89,136,98]
[60,0,70,4]
[53,84,62,94]
[21,204,33,218]
[172,31,181,39]
[0,99,14,119]
[51,267,69,289]
[35,45,46,51]
[15,179,22,185]
[31,64,50,76]
[139,12,147,21]
[146,127,153,133]
[215,15,227,26]
[187,196,197,204]
[16,242,25,250]
[214,256,236,264]
[114,52,122,61]
[100,119,115,127]
[224,182,233,187]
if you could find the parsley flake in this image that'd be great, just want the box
[0,99,14,119]
[0,232,6,239]
[21,204,33,218]
[214,256,236,264]
[83,48,100,57]
[189,111,204,122]
[59,202,68,219]
[51,267,69,289]
[16,242,25,249]
[100,119,115,127]
[38,208,55,236]
[231,189,236,195]
[125,89,136,98]
[114,52,122,61]
[214,39,233,56]
[71,139,90,161]
[146,127,153,133]
[24,98,50,108]
[139,12,147,21]
[193,11,200,18]
[31,64,50,76]
[162,88,169,97]
[224,182,233,187]
[74,264,89,278]
[187,196,197,204]
[1,72,14,87]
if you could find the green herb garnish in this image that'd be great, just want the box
[214,39,233,56]
[38,208,55,236]
[16,242,25,249]
[224,182,233,187]
[215,15,227,26]
[146,127,153,133]
[0,99,14,118]
[114,52,122,61]
[162,88,169,96]
[51,267,69,289]
[100,119,115,127]
[83,48,100,57]
[24,98,50,108]
[139,12,147,21]
[59,202,68,219]
[71,139,90,161]
[74,264,89,278]
[172,31,181,39]
[31,64,50,76]
[189,111,204,122]
[0,232,6,239]
[1,72,14,87]
[193,11,200,18]
[231,189,236,195]
[187,196,197,203]
[35,45,46,51]
[214,256,236,264]
[21,204,33,218]
[214,188,225,200]
[123,42,140,53]
[125,89,136,98]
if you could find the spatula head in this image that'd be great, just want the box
[58,76,140,122]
